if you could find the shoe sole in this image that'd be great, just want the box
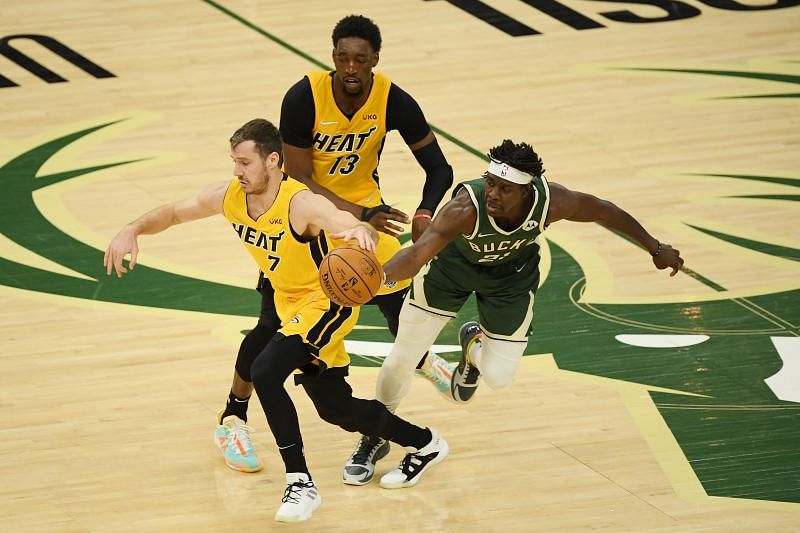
[342,441,391,486]
[379,439,449,489]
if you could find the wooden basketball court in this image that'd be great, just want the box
[1,1,798,530]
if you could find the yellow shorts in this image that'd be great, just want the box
[275,290,359,370]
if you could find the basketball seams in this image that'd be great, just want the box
[331,254,363,306]
[318,245,383,306]
[334,253,374,300]
[324,255,354,306]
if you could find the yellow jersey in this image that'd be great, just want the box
[222,176,330,298]
[307,70,390,208]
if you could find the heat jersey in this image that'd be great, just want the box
[222,176,330,297]
[306,70,390,208]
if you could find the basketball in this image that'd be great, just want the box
[319,244,383,307]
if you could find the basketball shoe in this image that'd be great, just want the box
[342,435,390,485]
[379,428,449,489]
[451,321,483,403]
[275,472,321,522]
[214,412,263,473]
[416,353,458,403]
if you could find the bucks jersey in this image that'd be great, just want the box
[408,176,550,340]
[222,177,330,297]
[447,176,550,268]
[306,70,390,208]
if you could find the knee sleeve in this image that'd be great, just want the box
[235,323,278,382]
[476,336,526,390]
[376,301,449,411]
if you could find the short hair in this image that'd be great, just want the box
[487,140,545,178]
[332,14,382,52]
[229,119,282,161]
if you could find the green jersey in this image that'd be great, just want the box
[448,176,550,269]
[407,176,551,339]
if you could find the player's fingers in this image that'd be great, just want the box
[129,246,138,270]
[387,209,410,223]
[378,225,401,237]
[384,221,405,233]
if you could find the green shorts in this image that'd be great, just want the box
[407,248,540,340]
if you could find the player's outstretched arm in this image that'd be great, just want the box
[383,189,475,283]
[291,190,378,253]
[104,181,227,278]
[546,182,684,276]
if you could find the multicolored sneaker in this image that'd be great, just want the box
[275,472,321,522]
[416,353,458,403]
[379,428,449,489]
[214,413,263,473]
[342,435,391,485]
[451,321,483,403]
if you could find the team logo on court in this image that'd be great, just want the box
[1,96,797,507]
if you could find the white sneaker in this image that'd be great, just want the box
[343,435,391,485]
[274,473,321,522]
[379,429,448,489]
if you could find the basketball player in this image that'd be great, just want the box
[104,119,448,522]
[214,14,454,485]
[356,139,685,462]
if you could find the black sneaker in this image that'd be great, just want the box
[451,321,482,403]
[342,435,391,485]
[379,428,449,489]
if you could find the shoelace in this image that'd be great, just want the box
[400,451,425,475]
[463,361,480,384]
[350,436,382,464]
[281,480,314,503]
[228,422,256,454]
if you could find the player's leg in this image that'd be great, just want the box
[214,276,277,472]
[250,332,320,523]
[344,263,467,484]
[452,287,535,402]
[344,233,418,484]
[301,370,448,490]
[467,334,527,389]
[375,299,451,412]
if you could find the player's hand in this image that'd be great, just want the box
[361,204,410,237]
[103,226,140,278]
[652,242,684,277]
[411,212,432,242]
[330,222,378,253]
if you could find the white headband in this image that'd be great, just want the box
[487,158,533,185]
